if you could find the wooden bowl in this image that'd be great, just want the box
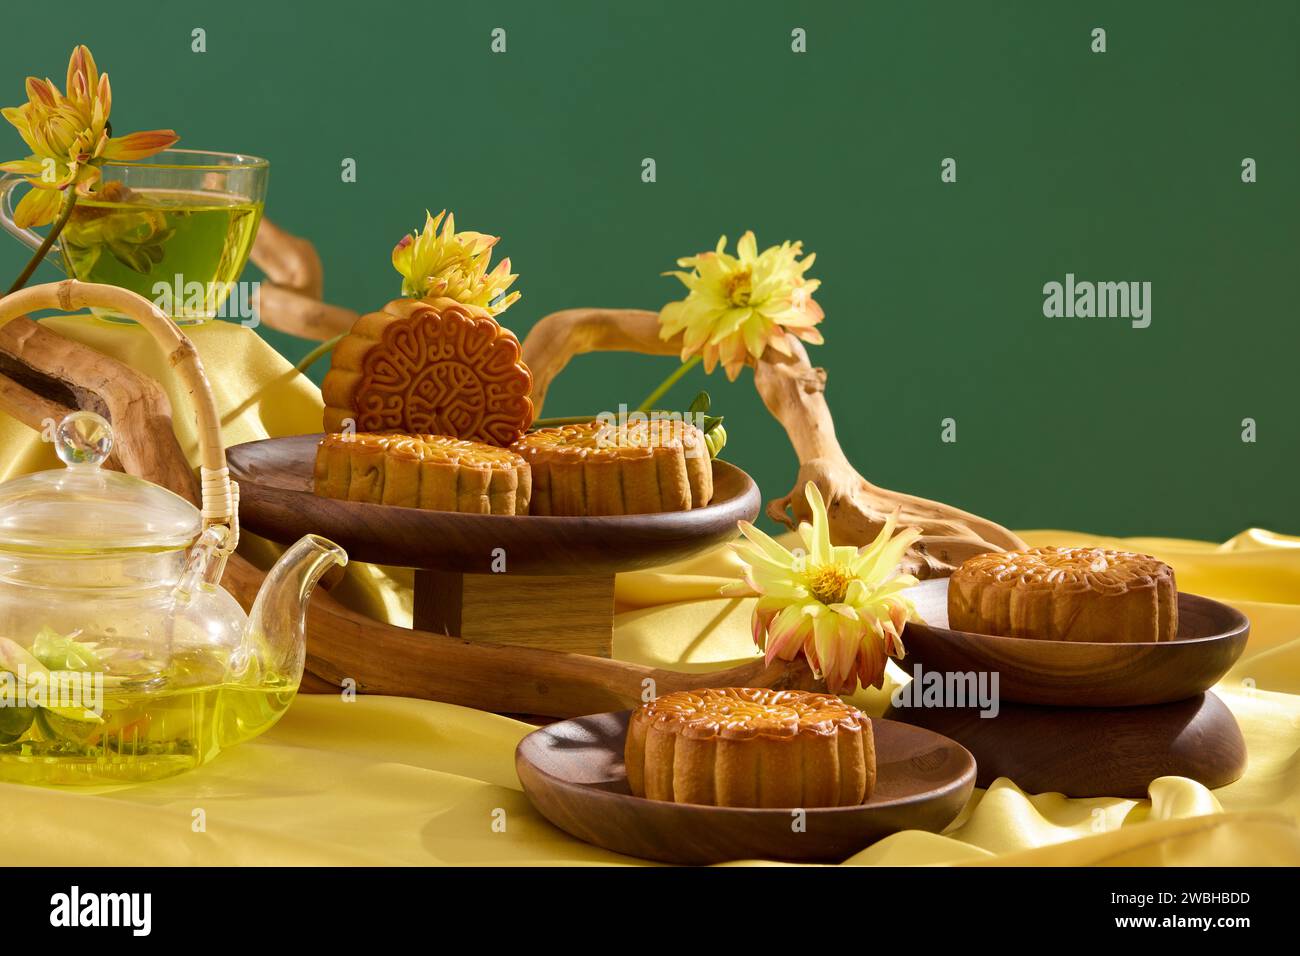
[226,434,759,574]
[515,710,975,865]
[901,578,1249,707]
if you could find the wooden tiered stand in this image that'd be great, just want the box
[225,432,762,658]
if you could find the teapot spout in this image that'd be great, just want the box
[243,534,348,690]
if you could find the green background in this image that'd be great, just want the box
[3,0,1297,539]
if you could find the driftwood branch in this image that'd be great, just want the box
[249,219,359,341]
[247,213,1025,575]
[521,308,1026,576]
[0,316,198,502]
[521,308,675,412]
[0,371,128,473]
[751,335,1027,575]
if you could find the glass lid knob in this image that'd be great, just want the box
[54,411,113,468]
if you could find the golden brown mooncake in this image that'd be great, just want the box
[624,688,875,808]
[321,297,534,446]
[313,432,531,515]
[509,419,713,516]
[947,546,1178,643]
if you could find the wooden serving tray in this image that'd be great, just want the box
[515,711,976,864]
[228,434,760,656]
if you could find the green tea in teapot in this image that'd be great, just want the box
[0,638,296,785]
[0,410,346,787]
[58,182,262,321]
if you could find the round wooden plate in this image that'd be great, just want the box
[515,711,975,865]
[887,691,1246,798]
[901,578,1249,707]
[226,434,760,574]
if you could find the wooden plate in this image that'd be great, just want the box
[227,434,759,574]
[887,691,1246,798]
[515,711,975,865]
[901,578,1249,707]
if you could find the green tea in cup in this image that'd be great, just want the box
[1,149,267,323]
[60,181,262,320]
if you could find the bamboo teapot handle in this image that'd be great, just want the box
[0,279,239,552]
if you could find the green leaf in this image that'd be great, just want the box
[35,709,101,745]
[0,706,34,744]
[32,626,104,672]
[705,422,728,459]
[107,240,154,274]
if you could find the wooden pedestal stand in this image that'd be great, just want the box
[890,579,1251,798]
[887,692,1246,798]
[413,572,616,658]
[225,433,763,660]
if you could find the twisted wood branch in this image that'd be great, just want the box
[250,209,1025,576]
[520,308,1026,576]
[250,220,358,341]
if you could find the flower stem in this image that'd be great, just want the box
[293,332,347,375]
[6,189,77,295]
[636,354,701,412]
[529,415,602,428]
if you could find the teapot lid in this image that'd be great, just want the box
[0,412,201,554]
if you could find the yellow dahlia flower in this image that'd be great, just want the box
[392,209,520,316]
[723,482,921,694]
[0,45,178,227]
[659,231,824,380]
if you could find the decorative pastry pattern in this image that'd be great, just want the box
[510,419,712,515]
[948,546,1177,643]
[624,688,875,808]
[321,297,534,446]
[314,432,531,515]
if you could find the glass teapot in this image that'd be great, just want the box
[0,281,346,785]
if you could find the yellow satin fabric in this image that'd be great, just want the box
[0,318,1297,866]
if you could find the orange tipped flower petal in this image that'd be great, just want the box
[101,128,178,161]
[66,46,98,103]
[96,72,111,119]
[0,157,43,176]
[25,77,58,109]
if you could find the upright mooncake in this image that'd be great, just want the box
[321,297,534,446]
[947,546,1177,643]
[510,419,712,516]
[625,688,875,808]
[314,432,531,515]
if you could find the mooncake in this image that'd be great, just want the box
[321,297,534,446]
[948,546,1177,643]
[624,688,875,808]
[314,432,531,515]
[509,419,712,516]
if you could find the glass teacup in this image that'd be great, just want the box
[0,148,267,324]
